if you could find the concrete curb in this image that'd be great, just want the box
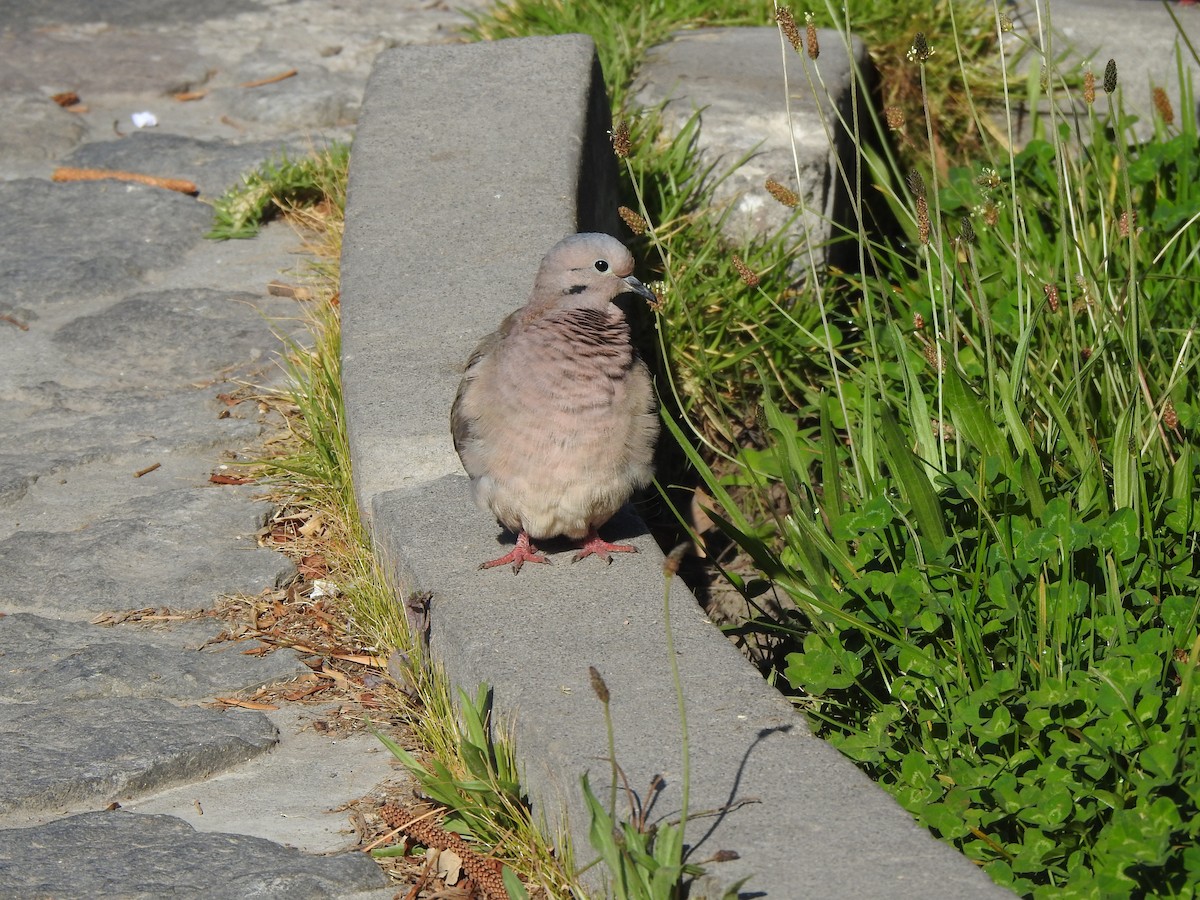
[340,35,1007,897]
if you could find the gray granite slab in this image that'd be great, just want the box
[634,27,866,271]
[51,289,284,386]
[0,699,278,816]
[0,485,291,619]
[0,613,305,703]
[0,810,389,899]
[0,0,491,883]
[0,180,211,310]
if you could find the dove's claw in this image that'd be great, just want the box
[479,531,551,574]
[572,530,638,564]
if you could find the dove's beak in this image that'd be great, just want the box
[620,274,658,304]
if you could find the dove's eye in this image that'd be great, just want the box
[594,259,610,273]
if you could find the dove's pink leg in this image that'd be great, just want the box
[572,528,638,564]
[479,531,550,574]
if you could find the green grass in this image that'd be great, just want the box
[573,552,744,900]
[207,143,350,239]
[465,0,757,109]
[660,6,1200,897]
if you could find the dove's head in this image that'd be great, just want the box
[529,233,657,314]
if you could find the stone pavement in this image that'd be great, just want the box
[0,1,484,897]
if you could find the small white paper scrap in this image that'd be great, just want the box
[131,111,158,128]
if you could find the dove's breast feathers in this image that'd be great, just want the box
[452,304,656,541]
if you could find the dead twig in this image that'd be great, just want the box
[1,314,29,331]
[51,167,199,196]
[240,69,298,88]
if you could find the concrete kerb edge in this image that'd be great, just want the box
[340,33,1007,898]
[363,486,582,865]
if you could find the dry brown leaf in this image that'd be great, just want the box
[298,553,328,578]
[267,280,314,301]
[434,849,464,886]
[691,486,716,535]
[319,663,353,686]
[298,515,325,538]
[331,652,388,668]
[376,805,508,900]
[283,682,329,702]
[210,472,254,485]
[1,313,29,331]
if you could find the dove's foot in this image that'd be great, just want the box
[479,531,550,575]
[572,529,638,564]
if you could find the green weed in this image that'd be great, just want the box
[207,142,350,239]
[374,685,529,849]
[665,5,1200,896]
